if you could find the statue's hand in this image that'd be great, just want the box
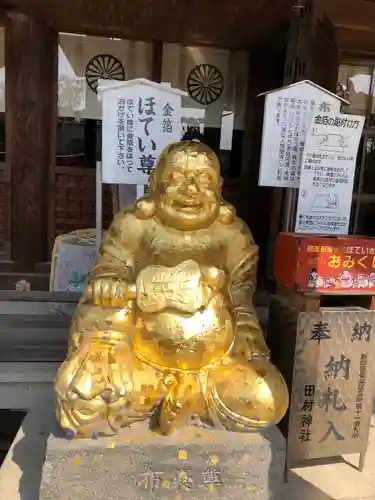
[233,329,271,362]
[200,266,226,291]
[247,337,271,361]
[85,277,136,306]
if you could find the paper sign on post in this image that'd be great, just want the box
[295,113,365,235]
[98,78,187,185]
[257,81,348,188]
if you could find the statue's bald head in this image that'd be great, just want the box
[154,140,220,183]
[150,141,221,231]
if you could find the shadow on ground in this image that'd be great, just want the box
[281,469,335,500]
[10,395,59,500]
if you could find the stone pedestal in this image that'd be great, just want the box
[0,395,286,500]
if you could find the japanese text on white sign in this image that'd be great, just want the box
[101,81,183,185]
[295,113,364,235]
[258,82,343,188]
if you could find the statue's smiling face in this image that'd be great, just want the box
[154,144,221,230]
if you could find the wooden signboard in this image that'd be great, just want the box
[287,308,375,468]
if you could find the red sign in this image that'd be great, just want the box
[297,240,375,292]
[274,233,375,293]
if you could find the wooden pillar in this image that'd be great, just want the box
[84,119,97,168]
[151,40,163,83]
[5,11,57,271]
[243,23,288,272]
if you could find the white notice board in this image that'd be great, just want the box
[99,79,186,185]
[258,81,346,188]
[295,113,365,235]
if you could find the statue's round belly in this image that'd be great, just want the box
[133,295,235,371]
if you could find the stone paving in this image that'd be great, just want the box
[280,399,375,500]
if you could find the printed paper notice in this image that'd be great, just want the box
[258,82,342,188]
[295,113,365,235]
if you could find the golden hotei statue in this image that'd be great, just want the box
[55,141,289,437]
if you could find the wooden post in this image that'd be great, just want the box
[95,161,102,252]
[243,23,288,270]
[151,40,163,84]
[5,11,57,272]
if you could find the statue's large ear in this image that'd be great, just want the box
[134,198,156,219]
[218,201,236,225]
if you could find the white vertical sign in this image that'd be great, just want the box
[295,113,365,235]
[58,77,86,116]
[258,81,347,188]
[98,79,187,185]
